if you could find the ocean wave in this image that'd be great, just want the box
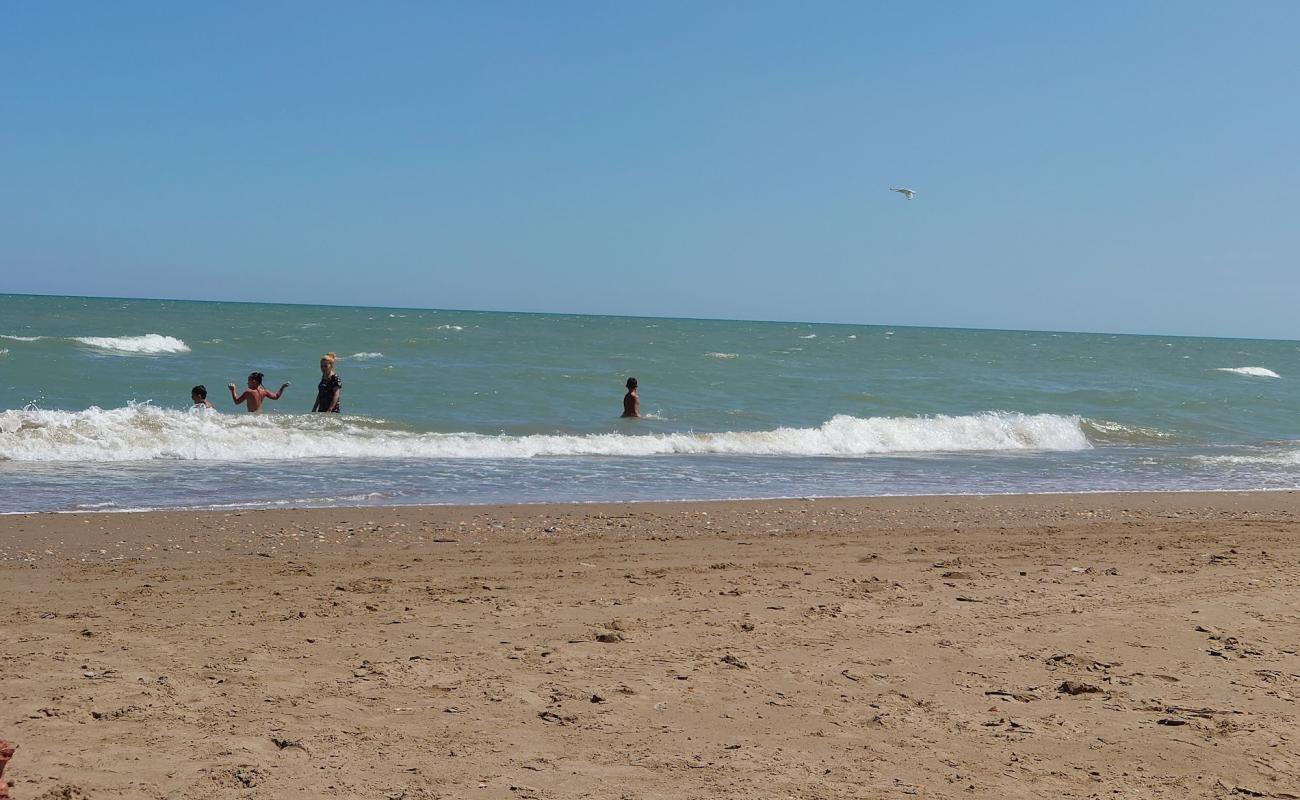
[1,334,44,342]
[705,352,739,359]
[0,406,1092,463]
[1080,419,1177,445]
[436,325,464,331]
[72,335,191,354]
[347,352,384,360]
[1216,367,1280,378]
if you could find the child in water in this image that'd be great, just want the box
[311,352,342,412]
[190,385,214,409]
[229,372,288,413]
[621,377,639,418]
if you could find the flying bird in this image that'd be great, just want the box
[891,187,916,200]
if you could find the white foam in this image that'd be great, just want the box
[1,334,44,342]
[0,406,1092,463]
[1195,451,1300,466]
[800,334,817,339]
[705,352,739,359]
[347,352,384,360]
[72,335,191,355]
[1216,367,1279,378]
[436,325,464,331]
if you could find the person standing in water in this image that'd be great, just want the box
[312,352,342,413]
[621,377,639,418]
[190,385,214,409]
[229,372,288,413]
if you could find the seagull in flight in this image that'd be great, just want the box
[891,187,916,200]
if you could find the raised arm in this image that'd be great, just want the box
[266,383,289,401]
[229,384,245,406]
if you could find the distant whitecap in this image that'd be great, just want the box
[72,334,190,354]
[1215,367,1280,378]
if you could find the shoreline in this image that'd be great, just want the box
[4,491,1299,797]
[6,485,1300,521]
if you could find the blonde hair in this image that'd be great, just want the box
[321,352,336,364]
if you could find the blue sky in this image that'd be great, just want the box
[3,2,1298,337]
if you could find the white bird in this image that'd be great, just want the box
[890,187,916,200]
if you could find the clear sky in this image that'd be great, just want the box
[3,2,1298,338]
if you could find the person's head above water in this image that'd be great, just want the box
[320,352,337,374]
[626,377,638,390]
[248,372,264,388]
[191,385,207,401]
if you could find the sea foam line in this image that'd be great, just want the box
[0,405,1092,463]
[1215,367,1279,378]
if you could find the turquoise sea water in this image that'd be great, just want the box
[3,293,1300,512]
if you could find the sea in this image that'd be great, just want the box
[2,293,1300,514]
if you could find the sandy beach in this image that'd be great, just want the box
[3,492,1299,799]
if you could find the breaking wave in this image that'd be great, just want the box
[347,352,384,360]
[0,406,1092,463]
[1216,367,1280,378]
[2,333,191,354]
[73,335,191,354]
[1080,419,1177,445]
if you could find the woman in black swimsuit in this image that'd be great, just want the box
[312,352,342,413]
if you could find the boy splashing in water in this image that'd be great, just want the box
[229,372,288,413]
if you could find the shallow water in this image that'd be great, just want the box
[4,294,1300,512]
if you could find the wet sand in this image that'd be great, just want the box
[3,492,1299,799]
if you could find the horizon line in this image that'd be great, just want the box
[1,290,1293,345]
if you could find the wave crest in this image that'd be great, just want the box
[1216,367,1279,378]
[0,406,1091,463]
[1080,419,1176,445]
[72,335,191,354]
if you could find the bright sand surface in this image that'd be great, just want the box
[2,493,1299,799]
